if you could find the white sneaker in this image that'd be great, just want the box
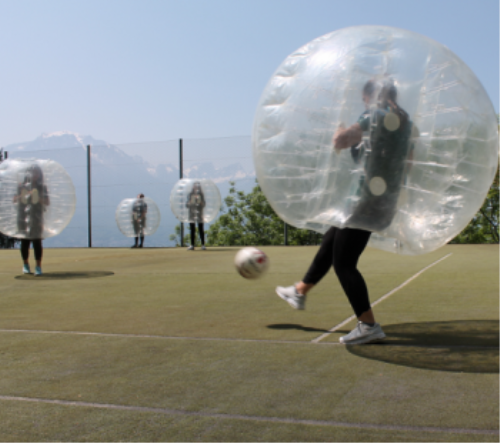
[23,264,31,274]
[201,245,206,250]
[275,285,306,310]
[187,245,194,251]
[339,321,386,345]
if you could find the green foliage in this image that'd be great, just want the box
[450,114,498,244]
[206,182,322,246]
[450,166,499,244]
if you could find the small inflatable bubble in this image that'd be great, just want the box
[115,196,161,237]
[0,158,76,239]
[252,25,498,255]
[170,179,221,223]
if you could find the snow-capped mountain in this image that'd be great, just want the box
[7,131,103,151]
[3,132,255,247]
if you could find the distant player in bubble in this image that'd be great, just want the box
[186,181,206,250]
[276,80,416,345]
[13,164,50,276]
[131,193,147,248]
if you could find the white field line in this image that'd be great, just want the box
[0,395,497,436]
[0,328,337,346]
[0,328,496,350]
[311,253,453,344]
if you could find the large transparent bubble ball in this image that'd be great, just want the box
[170,179,221,223]
[115,197,161,237]
[252,25,499,255]
[0,158,76,239]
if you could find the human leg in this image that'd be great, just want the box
[33,239,43,275]
[132,221,139,247]
[21,239,30,263]
[198,223,204,244]
[33,239,43,265]
[275,227,336,309]
[296,226,337,294]
[139,236,144,247]
[332,228,371,317]
[188,223,195,250]
[198,223,206,249]
[21,239,31,273]
[332,228,385,343]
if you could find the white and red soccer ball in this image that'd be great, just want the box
[234,247,269,279]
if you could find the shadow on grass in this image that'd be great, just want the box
[267,323,330,333]
[15,271,115,280]
[346,320,499,373]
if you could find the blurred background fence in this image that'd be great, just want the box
[3,136,257,248]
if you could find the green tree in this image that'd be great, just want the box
[450,166,499,244]
[206,182,322,246]
[450,114,499,244]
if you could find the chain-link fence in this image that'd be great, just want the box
[4,136,256,248]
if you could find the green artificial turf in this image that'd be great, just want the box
[0,245,497,441]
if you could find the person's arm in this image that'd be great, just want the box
[333,123,362,150]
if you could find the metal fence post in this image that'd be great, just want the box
[284,223,288,246]
[179,138,184,247]
[87,145,92,248]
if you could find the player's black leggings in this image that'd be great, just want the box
[20,239,43,261]
[303,227,371,317]
[190,223,205,246]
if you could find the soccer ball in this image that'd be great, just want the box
[234,247,269,279]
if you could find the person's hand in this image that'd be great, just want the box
[333,123,362,151]
[333,129,350,151]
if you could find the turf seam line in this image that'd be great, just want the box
[0,329,340,345]
[311,253,453,344]
[0,395,496,435]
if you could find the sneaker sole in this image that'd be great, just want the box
[275,289,304,310]
[340,332,386,345]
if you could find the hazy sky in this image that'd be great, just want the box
[0,0,498,146]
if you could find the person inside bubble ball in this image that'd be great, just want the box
[276,79,416,345]
[186,181,206,251]
[13,164,50,276]
[131,193,147,248]
[345,79,415,231]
